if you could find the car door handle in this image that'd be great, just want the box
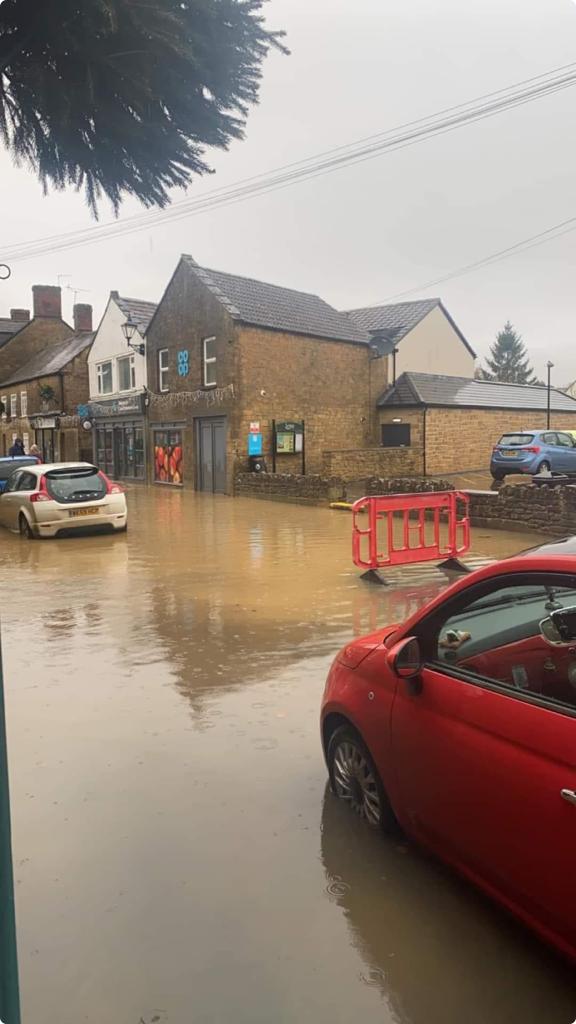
[560,788,576,806]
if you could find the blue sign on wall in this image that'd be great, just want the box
[248,433,263,456]
[177,350,189,377]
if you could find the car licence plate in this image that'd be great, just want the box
[502,451,518,457]
[69,507,100,517]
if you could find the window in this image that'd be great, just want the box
[45,469,106,505]
[154,430,183,484]
[97,361,113,395]
[158,349,169,392]
[382,423,411,448]
[20,391,27,417]
[426,575,576,711]
[498,434,534,446]
[557,432,575,448]
[16,472,36,492]
[22,432,29,452]
[542,433,558,446]
[10,394,17,418]
[117,355,136,392]
[203,336,217,387]
[1,396,6,420]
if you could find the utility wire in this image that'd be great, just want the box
[4,60,576,264]
[377,215,576,302]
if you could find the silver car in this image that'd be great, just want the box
[0,462,128,538]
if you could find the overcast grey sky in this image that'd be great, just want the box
[2,0,576,382]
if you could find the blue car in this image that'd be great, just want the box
[0,456,40,493]
[491,429,576,480]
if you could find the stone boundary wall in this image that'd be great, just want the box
[235,473,454,505]
[321,446,424,480]
[466,484,576,537]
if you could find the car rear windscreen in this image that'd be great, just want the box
[497,434,534,447]
[46,469,106,504]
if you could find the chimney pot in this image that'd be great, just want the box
[10,308,30,323]
[73,303,93,333]
[32,285,62,319]
[110,290,119,299]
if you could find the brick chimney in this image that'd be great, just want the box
[32,285,62,319]
[10,308,30,323]
[73,303,93,332]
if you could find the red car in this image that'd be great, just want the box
[321,538,576,963]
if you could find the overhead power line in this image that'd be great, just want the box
[4,59,576,265]
[378,214,576,302]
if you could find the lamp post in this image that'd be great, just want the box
[0,642,20,1024]
[547,360,554,429]
[121,313,144,357]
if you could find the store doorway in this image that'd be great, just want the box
[197,417,227,493]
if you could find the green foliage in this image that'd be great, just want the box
[482,321,538,385]
[0,0,286,214]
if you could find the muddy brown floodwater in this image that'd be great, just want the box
[1,488,575,1024]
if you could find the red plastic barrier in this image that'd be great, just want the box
[352,491,470,571]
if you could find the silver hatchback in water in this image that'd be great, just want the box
[0,462,127,538]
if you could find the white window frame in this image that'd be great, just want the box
[202,336,217,388]
[97,360,113,395]
[1,396,6,421]
[20,391,27,417]
[117,354,136,392]
[158,349,169,393]
[23,432,29,452]
[10,394,17,418]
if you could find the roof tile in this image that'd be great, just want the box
[0,332,95,387]
[183,256,370,345]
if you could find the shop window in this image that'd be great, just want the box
[20,391,27,417]
[118,355,136,392]
[203,336,217,387]
[158,349,169,392]
[154,430,183,484]
[381,423,411,448]
[97,361,113,395]
[10,394,17,418]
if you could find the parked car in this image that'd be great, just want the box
[0,455,40,493]
[491,429,576,480]
[321,540,576,963]
[0,462,127,538]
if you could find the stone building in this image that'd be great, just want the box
[378,371,576,476]
[0,286,94,461]
[145,256,383,493]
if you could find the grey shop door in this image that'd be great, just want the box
[197,417,227,493]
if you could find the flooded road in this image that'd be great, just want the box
[1,488,575,1024]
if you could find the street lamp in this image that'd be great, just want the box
[547,360,554,429]
[121,313,145,356]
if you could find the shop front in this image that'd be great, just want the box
[89,394,146,481]
[152,424,184,485]
[30,414,61,462]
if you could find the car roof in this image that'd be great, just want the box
[0,455,38,463]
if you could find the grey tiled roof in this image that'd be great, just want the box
[345,297,476,357]
[379,372,576,412]
[0,332,95,386]
[0,319,25,350]
[346,298,440,338]
[114,295,157,335]
[182,256,370,345]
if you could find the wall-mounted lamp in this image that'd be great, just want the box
[122,313,145,356]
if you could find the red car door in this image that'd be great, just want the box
[391,573,576,960]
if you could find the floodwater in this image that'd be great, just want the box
[1,488,575,1024]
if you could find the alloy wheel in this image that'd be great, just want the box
[332,739,382,826]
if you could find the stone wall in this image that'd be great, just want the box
[235,472,345,504]
[467,484,576,537]
[321,446,424,480]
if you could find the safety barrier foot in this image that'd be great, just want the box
[437,557,471,574]
[360,569,389,585]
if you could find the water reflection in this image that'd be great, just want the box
[320,789,576,1023]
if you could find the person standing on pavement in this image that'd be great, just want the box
[8,438,25,457]
[29,444,43,462]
